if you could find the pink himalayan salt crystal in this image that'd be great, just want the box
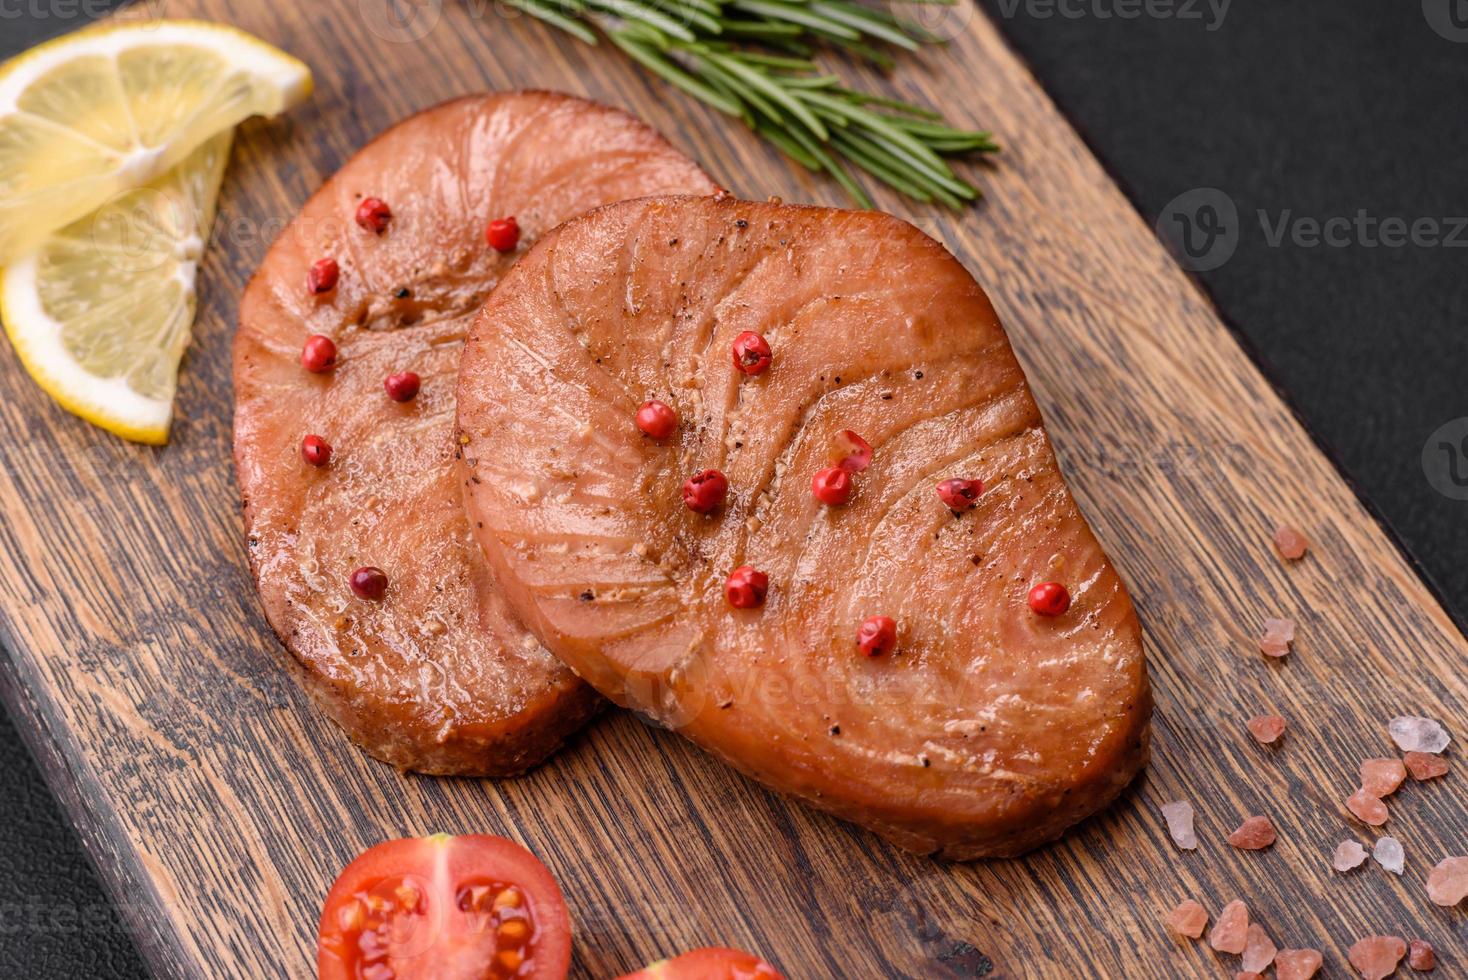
[1236,973,1264,980]
[1160,800,1197,850]
[1275,948,1324,980]
[1242,922,1277,973]
[1388,716,1450,754]
[1227,815,1277,850]
[1164,899,1209,940]
[1333,839,1370,871]
[1209,899,1249,954]
[1405,751,1449,781]
[1426,856,1468,907]
[1360,758,1408,797]
[1247,713,1287,744]
[1346,788,1389,826]
[1274,524,1309,560]
[1259,617,1295,657]
[1348,935,1407,980]
[1407,939,1436,971]
[1373,836,1405,875]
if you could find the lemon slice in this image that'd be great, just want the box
[1,133,231,444]
[0,20,311,263]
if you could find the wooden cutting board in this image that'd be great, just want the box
[1,2,1464,977]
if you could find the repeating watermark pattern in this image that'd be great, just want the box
[359,0,444,42]
[989,0,1231,31]
[900,0,975,43]
[1259,209,1468,250]
[1155,187,1238,271]
[0,900,156,937]
[1159,187,1468,271]
[1423,418,1468,501]
[1423,0,1468,41]
[0,0,166,20]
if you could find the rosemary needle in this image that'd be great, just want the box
[499,0,997,207]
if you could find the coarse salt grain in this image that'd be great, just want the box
[1209,900,1249,954]
[1426,856,1468,907]
[1347,936,1407,980]
[1247,714,1287,744]
[1259,617,1295,657]
[1227,815,1277,850]
[1388,715,1450,754]
[1338,839,1368,868]
[1404,751,1449,781]
[1164,899,1208,940]
[1273,524,1309,560]
[1345,789,1389,826]
[1274,948,1323,980]
[1360,758,1408,797]
[1235,973,1264,980]
[1373,836,1405,875]
[1242,922,1277,973]
[1407,939,1436,971]
[1333,839,1369,872]
[1160,800,1197,850]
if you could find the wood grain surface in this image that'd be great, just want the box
[0,1,1464,977]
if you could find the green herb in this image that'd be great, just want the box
[499,0,998,207]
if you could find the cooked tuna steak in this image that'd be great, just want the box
[233,94,719,775]
[455,196,1150,855]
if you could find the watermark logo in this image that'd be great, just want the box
[900,0,975,43]
[359,0,443,42]
[1159,188,1468,271]
[1423,0,1468,41]
[989,0,1231,32]
[1423,418,1468,500]
[1156,186,1238,272]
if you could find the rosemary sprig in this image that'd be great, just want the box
[499,0,997,208]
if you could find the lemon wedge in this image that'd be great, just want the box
[1,133,231,444]
[0,20,311,263]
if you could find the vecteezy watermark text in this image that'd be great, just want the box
[0,0,165,19]
[1158,188,1468,271]
[990,0,1231,32]
[1259,209,1468,250]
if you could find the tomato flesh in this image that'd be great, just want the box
[618,947,785,980]
[317,834,571,980]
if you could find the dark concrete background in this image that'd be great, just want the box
[2,1,1464,975]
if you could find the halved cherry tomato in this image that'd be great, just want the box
[617,947,785,980]
[316,834,571,980]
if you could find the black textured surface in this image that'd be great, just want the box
[0,706,147,978]
[2,2,1465,978]
[979,0,1468,624]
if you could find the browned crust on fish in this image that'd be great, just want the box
[234,94,718,775]
[456,196,1150,846]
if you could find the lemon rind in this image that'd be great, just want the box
[1,253,175,445]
